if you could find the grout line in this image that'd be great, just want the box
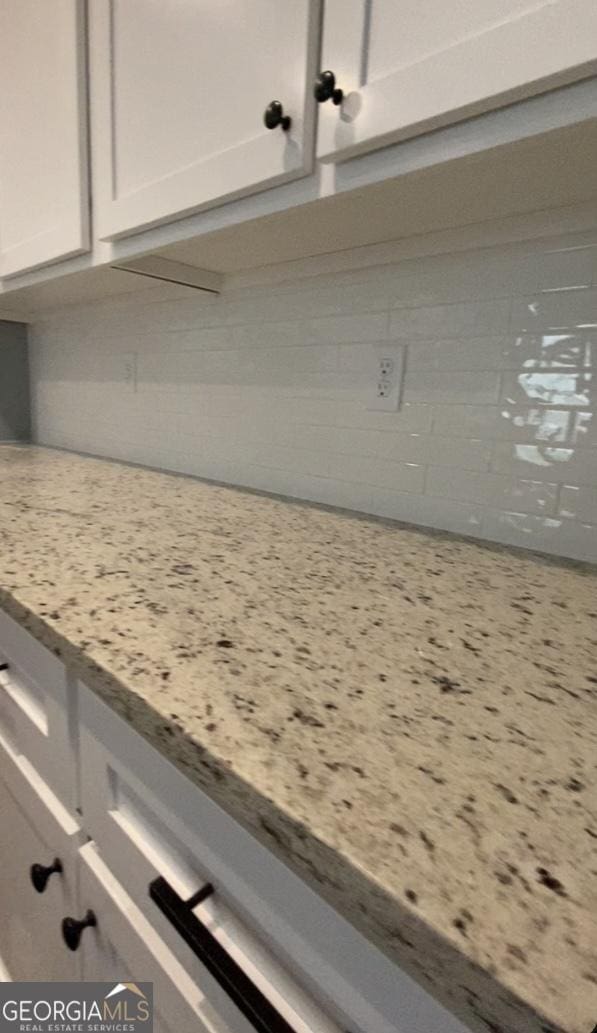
[553,481,564,519]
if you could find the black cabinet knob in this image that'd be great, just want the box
[314,70,343,105]
[61,910,97,951]
[30,858,62,893]
[263,100,291,132]
[0,663,9,673]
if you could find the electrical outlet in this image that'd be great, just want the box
[367,343,405,411]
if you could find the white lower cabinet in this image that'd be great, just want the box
[0,612,470,1033]
[0,607,76,812]
[78,687,345,1033]
[0,735,80,981]
[77,841,226,1033]
[77,682,469,1033]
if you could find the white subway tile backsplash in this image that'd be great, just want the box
[403,370,501,404]
[518,245,597,294]
[389,253,517,306]
[510,287,597,333]
[405,336,509,371]
[432,404,505,440]
[306,313,389,344]
[181,326,235,350]
[559,484,597,523]
[500,370,592,409]
[492,440,597,486]
[427,468,558,516]
[368,490,485,536]
[481,510,597,564]
[498,406,594,446]
[406,435,491,470]
[230,321,308,349]
[328,455,425,493]
[389,300,508,340]
[29,228,597,563]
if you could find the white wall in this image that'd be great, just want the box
[28,228,597,563]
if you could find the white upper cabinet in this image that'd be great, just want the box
[0,0,89,278]
[316,0,597,162]
[90,0,321,240]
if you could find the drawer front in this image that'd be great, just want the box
[0,731,81,981]
[78,841,238,1033]
[79,704,342,1033]
[78,682,469,1033]
[0,608,75,810]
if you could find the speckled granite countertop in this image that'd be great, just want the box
[0,445,595,1033]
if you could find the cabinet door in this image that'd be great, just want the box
[77,843,230,1033]
[317,0,597,162]
[77,683,467,1033]
[0,0,89,278]
[90,0,321,240]
[0,741,80,981]
[0,607,77,813]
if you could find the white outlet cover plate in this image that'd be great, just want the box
[367,342,406,412]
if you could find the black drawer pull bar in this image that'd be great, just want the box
[149,876,296,1033]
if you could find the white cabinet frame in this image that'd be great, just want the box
[89,0,322,241]
[0,0,90,278]
[317,0,597,162]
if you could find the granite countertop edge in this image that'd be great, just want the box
[0,589,566,1033]
[1,444,595,1033]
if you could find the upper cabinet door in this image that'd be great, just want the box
[317,0,597,162]
[90,0,321,241]
[0,0,89,278]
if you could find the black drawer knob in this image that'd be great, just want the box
[0,663,9,673]
[263,100,291,131]
[31,858,62,893]
[61,910,96,951]
[314,70,343,105]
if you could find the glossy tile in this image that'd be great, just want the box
[492,440,597,486]
[427,468,558,516]
[404,370,501,405]
[29,227,597,563]
[559,484,597,524]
